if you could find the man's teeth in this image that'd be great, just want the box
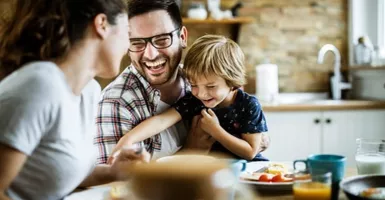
[144,60,166,67]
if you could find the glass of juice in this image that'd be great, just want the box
[293,170,332,200]
[355,138,385,175]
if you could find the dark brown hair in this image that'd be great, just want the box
[0,0,127,80]
[128,0,182,29]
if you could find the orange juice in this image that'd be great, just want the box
[293,182,331,200]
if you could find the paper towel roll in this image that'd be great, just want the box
[256,63,279,103]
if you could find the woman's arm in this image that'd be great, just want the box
[110,108,181,160]
[200,109,262,160]
[0,144,28,200]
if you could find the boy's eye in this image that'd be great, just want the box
[207,86,216,89]
[191,85,197,88]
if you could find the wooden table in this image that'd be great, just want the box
[66,168,357,200]
[255,168,357,200]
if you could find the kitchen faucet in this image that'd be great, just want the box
[317,44,352,100]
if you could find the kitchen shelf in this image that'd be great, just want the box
[182,17,255,24]
[342,66,385,71]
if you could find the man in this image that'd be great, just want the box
[94,0,207,164]
[94,0,269,164]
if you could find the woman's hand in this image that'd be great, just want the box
[200,109,221,135]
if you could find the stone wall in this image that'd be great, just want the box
[182,0,348,93]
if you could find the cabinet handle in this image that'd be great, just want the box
[325,118,332,124]
[314,119,320,124]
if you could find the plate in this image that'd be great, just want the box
[239,161,293,191]
[156,155,217,163]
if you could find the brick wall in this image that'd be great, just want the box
[182,0,348,94]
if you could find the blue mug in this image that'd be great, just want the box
[229,159,247,178]
[294,154,346,200]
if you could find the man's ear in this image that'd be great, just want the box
[94,13,109,39]
[179,26,188,48]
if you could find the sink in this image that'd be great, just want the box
[273,93,329,104]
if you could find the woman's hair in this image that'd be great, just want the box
[128,0,182,29]
[0,0,127,79]
[183,35,247,89]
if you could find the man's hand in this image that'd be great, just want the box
[259,133,270,153]
[183,115,216,153]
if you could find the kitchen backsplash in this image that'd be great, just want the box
[0,0,348,93]
[182,0,348,93]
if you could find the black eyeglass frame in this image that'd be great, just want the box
[128,28,181,52]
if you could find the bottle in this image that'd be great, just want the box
[371,46,381,67]
[354,37,372,65]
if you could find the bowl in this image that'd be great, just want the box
[340,175,385,200]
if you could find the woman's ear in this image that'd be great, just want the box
[179,26,188,48]
[94,13,109,39]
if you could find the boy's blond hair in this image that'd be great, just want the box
[183,35,246,89]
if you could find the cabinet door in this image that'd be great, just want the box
[322,110,385,167]
[263,111,322,161]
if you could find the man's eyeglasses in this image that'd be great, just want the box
[128,28,180,52]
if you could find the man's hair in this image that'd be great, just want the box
[183,35,246,89]
[128,0,182,29]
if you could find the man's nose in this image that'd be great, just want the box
[143,42,159,60]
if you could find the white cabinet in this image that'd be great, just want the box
[263,110,385,167]
[322,110,385,167]
[262,111,322,162]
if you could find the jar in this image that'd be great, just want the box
[355,138,385,175]
[187,2,207,20]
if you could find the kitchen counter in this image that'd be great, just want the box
[262,100,385,112]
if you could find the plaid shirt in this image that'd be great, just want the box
[94,65,189,164]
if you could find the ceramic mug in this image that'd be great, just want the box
[294,154,346,200]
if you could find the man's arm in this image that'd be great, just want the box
[109,108,182,162]
[181,115,216,154]
[94,99,135,164]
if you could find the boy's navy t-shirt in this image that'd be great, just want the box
[173,89,268,161]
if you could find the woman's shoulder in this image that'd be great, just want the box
[0,61,68,103]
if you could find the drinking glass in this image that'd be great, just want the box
[355,138,385,175]
[293,170,332,200]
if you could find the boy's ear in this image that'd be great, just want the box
[179,26,188,48]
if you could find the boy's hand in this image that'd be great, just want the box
[110,148,150,180]
[200,109,220,135]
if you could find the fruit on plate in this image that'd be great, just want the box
[271,174,293,182]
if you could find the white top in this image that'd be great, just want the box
[0,62,100,200]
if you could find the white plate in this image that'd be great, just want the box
[239,161,293,191]
[156,155,217,163]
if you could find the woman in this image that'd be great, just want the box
[0,0,149,199]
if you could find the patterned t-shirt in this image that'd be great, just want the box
[173,89,268,161]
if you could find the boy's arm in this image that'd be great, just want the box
[200,109,263,160]
[111,108,182,159]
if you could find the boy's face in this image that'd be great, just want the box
[128,10,187,86]
[190,74,234,108]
